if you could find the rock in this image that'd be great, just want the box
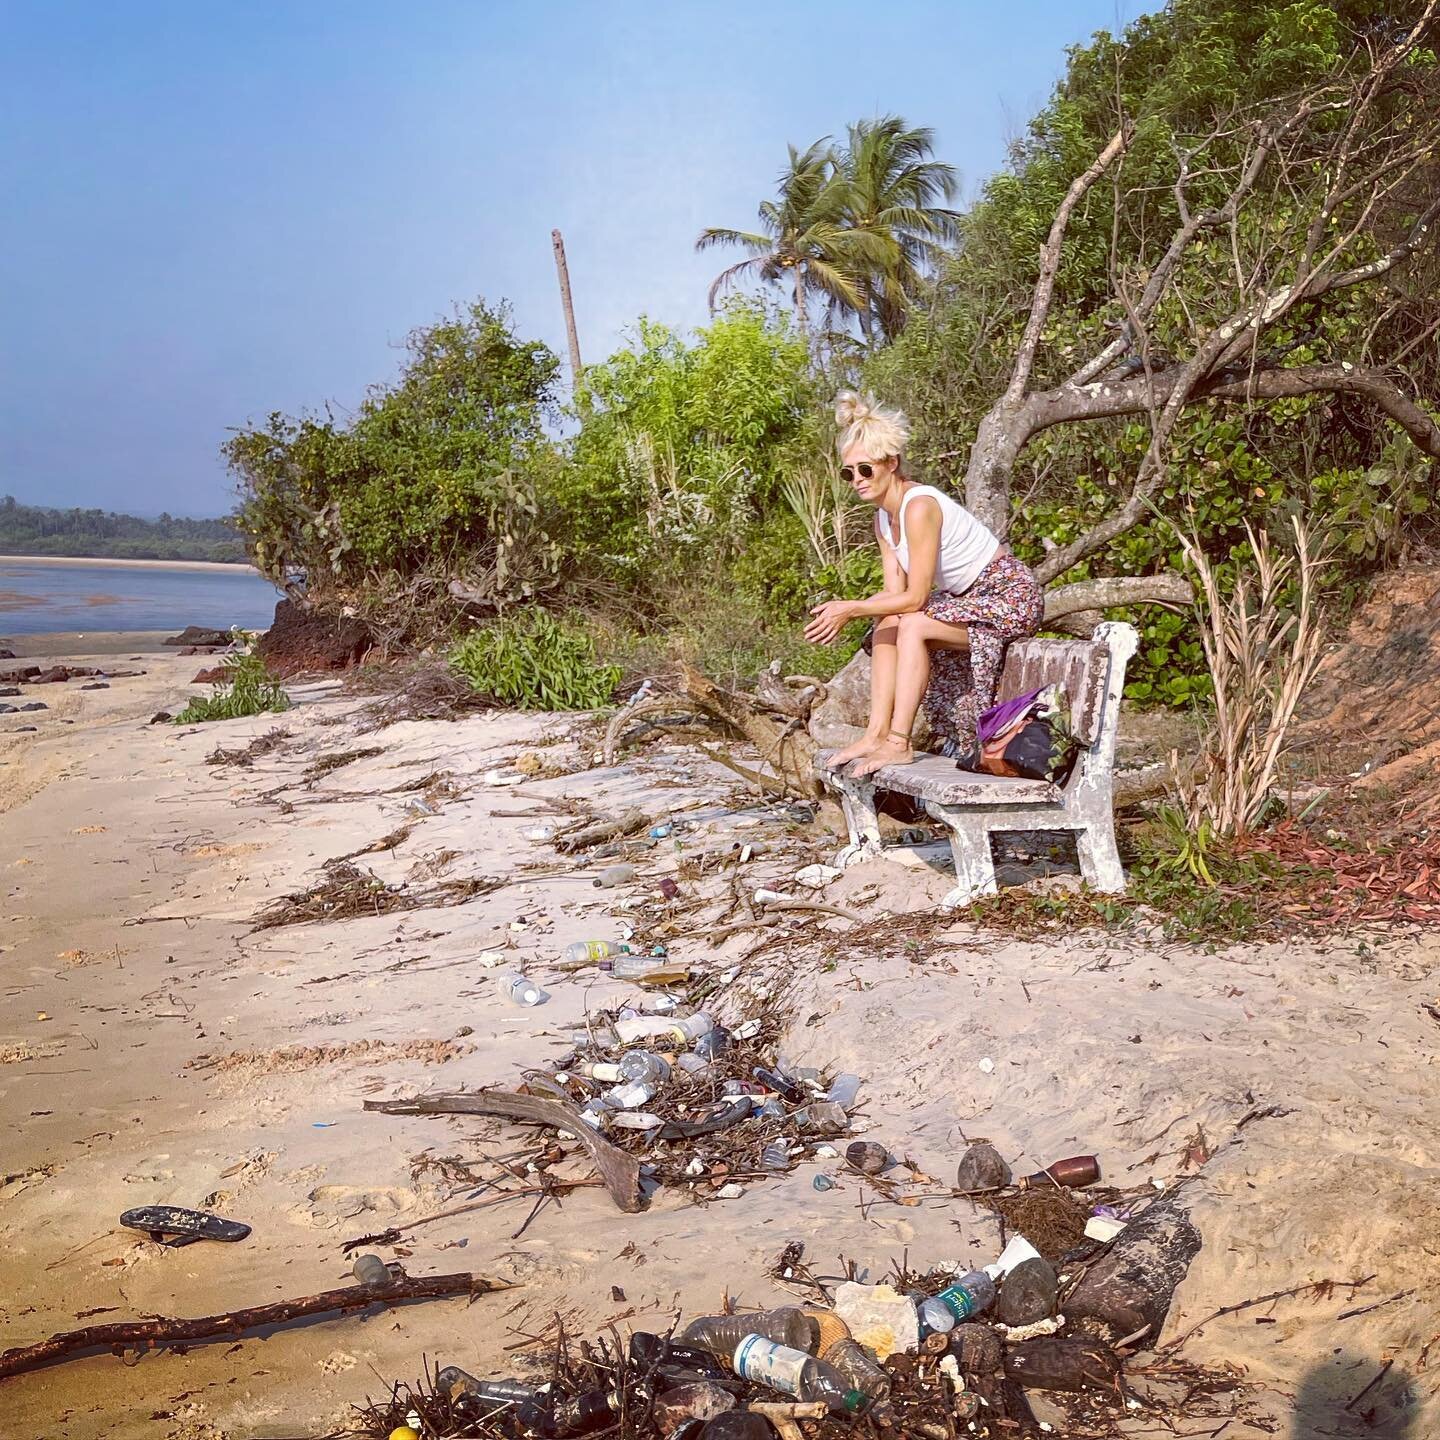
[0,687,19,697]
[163,626,232,647]
[192,667,227,684]
[1064,1193,1201,1344]
[80,682,109,690]
[994,1257,1058,1326]
[256,599,373,678]
[13,725,37,732]
[950,1323,1003,1376]
[149,711,173,725]
[0,648,14,660]
[0,666,40,684]
[1003,1336,1121,1393]
[956,1140,1012,1192]
[18,702,47,713]
[0,705,13,714]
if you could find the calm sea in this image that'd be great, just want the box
[0,557,281,637]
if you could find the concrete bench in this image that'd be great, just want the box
[817,620,1138,908]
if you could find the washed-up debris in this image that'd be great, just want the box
[0,1268,516,1381]
[303,745,385,783]
[252,860,502,928]
[205,727,292,766]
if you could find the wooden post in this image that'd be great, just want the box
[551,228,584,393]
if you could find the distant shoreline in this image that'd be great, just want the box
[0,554,262,576]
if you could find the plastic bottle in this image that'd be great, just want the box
[619,1050,671,1085]
[525,823,557,842]
[614,1011,714,1046]
[555,1390,620,1434]
[680,1307,819,1358]
[593,864,636,889]
[627,1332,736,1385]
[826,1073,862,1107]
[605,955,664,980]
[572,1059,623,1083]
[797,1101,847,1133]
[604,1079,657,1110]
[731,1337,870,1414]
[436,1366,539,1405]
[753,1066,804,1103]
[753,888,789,904]
[563,939,628,966]
[609,1111,662,1131]
[760,1141,790,1171]
[821,1337,893,1404]
[916,1270,997,1334]
[352,1253,391,1287]
[692,1027,729,1060]
[497,971,549,1007]
[1018,1154,1101,1189]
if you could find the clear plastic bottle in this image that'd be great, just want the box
[826,1073,862,1107]
[497,971,549,1007]
[614,1011,714,1046]
[436,1366,539,1405]
[352,1253,391,1287]
[760,1141,790,1171]
[797,1101,847,1132]
[731,1337,870,1414]
[593,864,636,888]
[609,1111,662,1131]
[681,1307,818,1358]
[821,1337,893,1404]
[917,1270,997,1334]
[563,939,627,966]
[606,956,664,980]
[604,1079,657,1110]
[619,1051,671,1085]
[572,1059,623,1083]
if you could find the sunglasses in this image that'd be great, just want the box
[840,459,886,483]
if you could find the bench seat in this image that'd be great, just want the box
[816,620,1138,908]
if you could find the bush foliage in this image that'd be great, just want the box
[223,1,1438,702]
[173,638,290,725]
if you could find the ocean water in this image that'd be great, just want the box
[0,557,281,637]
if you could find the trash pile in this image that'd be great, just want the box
[355,1170,1225,1440]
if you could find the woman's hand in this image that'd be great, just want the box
[805,599,857,645]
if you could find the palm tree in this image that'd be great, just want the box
[837,116,962,341]
[696,141,893,339]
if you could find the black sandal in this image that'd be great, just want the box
[120,1205,252,1247]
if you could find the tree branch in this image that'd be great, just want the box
[1004,127,1130,405]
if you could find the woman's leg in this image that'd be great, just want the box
[827,616,900,767]
[851,611,969,776]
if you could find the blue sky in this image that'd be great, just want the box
[1,0,1129,517]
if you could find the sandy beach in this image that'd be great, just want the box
[0,556,258,575]
[1,654,1436,1439]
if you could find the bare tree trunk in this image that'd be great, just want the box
[551,228,584,394]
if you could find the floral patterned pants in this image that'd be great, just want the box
[920,553,1044,755]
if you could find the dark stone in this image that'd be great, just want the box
[13,725,37,732]
[0,705,13,714]
[149,711,173,724]
[81,682,110,690]
[0,648,14,660]
[0,687,19,697]
[18,702,47,712]
[192,667,227,684]
[1064,1193,1202,1344]
[994,1256,1058,1326]
[256,599,373,678]
[0,666,40,683]
[163,626,232,647]
[955,1140,1012,1192]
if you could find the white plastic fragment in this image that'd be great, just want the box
[714,1183,745,1199]
[1084,1215,1128,1243]
[731,1019,762,1041]
[794,864,843,890]
[986,1234,1042,1280]
[483,769,524,787]
[833,1282,919,1362]
[978,1057,995,1074]
[477,948,508,967]
[995,1314,1065,1341]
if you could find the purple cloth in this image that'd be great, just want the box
[975,687,1045,746]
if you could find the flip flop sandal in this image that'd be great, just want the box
[120,1205,251,1248]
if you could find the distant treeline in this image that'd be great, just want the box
[0,495,247,563]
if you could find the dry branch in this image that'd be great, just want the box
[0,1271,513,1380]
[364,1090,645,1213]
[682,665,821,799]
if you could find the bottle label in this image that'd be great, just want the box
[935,1278,984,1321]
[732,1336,809,1396]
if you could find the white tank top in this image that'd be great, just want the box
[877,484,1000,595]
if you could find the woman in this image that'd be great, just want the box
[804,391,1044,777]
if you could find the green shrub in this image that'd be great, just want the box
[450,610,621,710]
[173,638,290,725]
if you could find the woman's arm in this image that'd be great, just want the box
[805,499,941,643]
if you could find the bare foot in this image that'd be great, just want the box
[850,735,915,777]
[827,733,883,769]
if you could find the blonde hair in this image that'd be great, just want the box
[834,390,910,462]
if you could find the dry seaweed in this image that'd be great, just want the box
[252,860,502,929]
[352,657,493,731]
[303,746,385,784]
[204,727,291,767]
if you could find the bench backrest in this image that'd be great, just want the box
[995,622,1138,777]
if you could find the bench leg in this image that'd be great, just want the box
[831,774,883,868]
[927,804,997,908]
[1076,812,1125,893]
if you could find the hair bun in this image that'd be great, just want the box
[833,389,873,430]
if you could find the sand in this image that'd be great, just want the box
[0,556,257,575]
[1,654,1436,1439]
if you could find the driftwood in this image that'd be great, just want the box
[556,807,650,854]
[754,666,820,721]
[364,1089,645,1213]
[0,1270,512,1380]
[682,665,821,799]
[601,695,721,767]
